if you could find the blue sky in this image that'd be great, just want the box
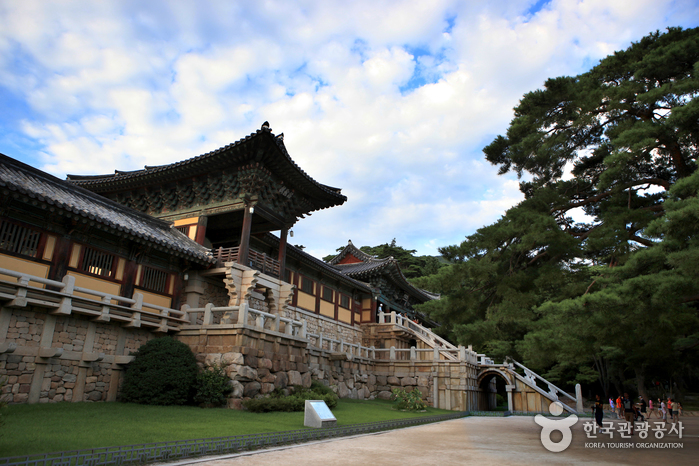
[1,0,697,259]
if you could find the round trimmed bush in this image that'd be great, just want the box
[120,337,198,405]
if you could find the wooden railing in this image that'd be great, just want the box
[212,246,281,277]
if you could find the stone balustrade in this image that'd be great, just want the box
[181,302,306,338]
[0,267,187,332]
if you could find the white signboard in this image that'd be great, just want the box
[304,400,337,428]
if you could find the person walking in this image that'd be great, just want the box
[609,397,615,417]
[648,398,654,418]
[593,394,605,428]
[616,396,623,419]
[639,396,647,421]
[671,399,680,422]
[660,399,667,421]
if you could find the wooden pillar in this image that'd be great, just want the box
[238,205,254,266]
[194,216,208,245]
[278,227,288,280]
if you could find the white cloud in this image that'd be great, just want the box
[1,0,697,258]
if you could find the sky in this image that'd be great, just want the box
[1,1,697,260]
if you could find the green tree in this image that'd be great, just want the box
[417,27,699,395]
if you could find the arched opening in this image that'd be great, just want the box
[477,370,511,411]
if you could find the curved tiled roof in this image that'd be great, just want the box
[67,125,346,214]
[0,154,215,265]
[328,240,436,302]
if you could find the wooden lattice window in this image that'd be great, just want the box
[140,266,169,294]
[340,294,350,309]
[175,225,190,236]
[322,286,333,302]
[80,247,115,278]
[0,221,41,258]
[301,276,313,294]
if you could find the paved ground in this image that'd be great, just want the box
[162,415,698,466]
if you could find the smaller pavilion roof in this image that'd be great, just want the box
[328,240,437,303]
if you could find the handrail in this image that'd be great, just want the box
[509,359,576,403]
[212,246,281,277]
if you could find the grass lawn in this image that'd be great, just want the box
[0,399,452,457]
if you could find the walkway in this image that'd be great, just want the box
[161,415,697,466]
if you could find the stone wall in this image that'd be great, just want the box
[0,305,154,404]
[176,324,481,411]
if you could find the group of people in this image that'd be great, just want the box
[646,397,682,422]
[591,393,683,431]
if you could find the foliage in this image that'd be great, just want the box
[415,27,699,397]
[120,337,198,406]
[194,364,233,407]
[390,388,427,411]
[242,383,339,413]
[0,376,7,435]
[323,238,448,280]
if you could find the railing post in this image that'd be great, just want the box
[55,274,75,315]
[378,311,385,324]
[300,321,306,339]
[390,310,396,324]
[410,346,416,360]
[127,293,143,328]
[181,304,195,324]
[370,345,375,359]
[285,319,293,335]
[390,346,396,360]
[340,340,344,353]
[256,312,264,329]
[433,347,439,361]
[203,303,213,325]
[318,332,324,350]
[459,345,466,361]
[238,303,248,325]
[273,314,280,332]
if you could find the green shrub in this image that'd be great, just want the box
[391,388,427,411]
[194,364,232,407]
[120,337,198,406]
[243,384,339,413]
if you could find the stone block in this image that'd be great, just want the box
[235,366,258,382]
[85,376,98,384]
[296,363,308,373]
[18,374,32,384]
[260,372,276,384]
[244,354,259,368]
[377,390,392,400]
[13,393,29,403]
[337,382,350,398]
[230,380,244,398]
[258,358,273,370]
[301,372,312,388]
[377,375,387,385]
[227,398,244,410]
[287,370,302,386]
[243,382,261,397]
[272,359,286,372]
[205,353,222,367]
[221,352,244,366]
[62,374,77,383]
[387,376,399,385]
[87,391,102,401]
[401,377,417,386]
[274,371,288,390]
[346,379,354,389]
[260,383,275,394]
[417,376,429,386]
